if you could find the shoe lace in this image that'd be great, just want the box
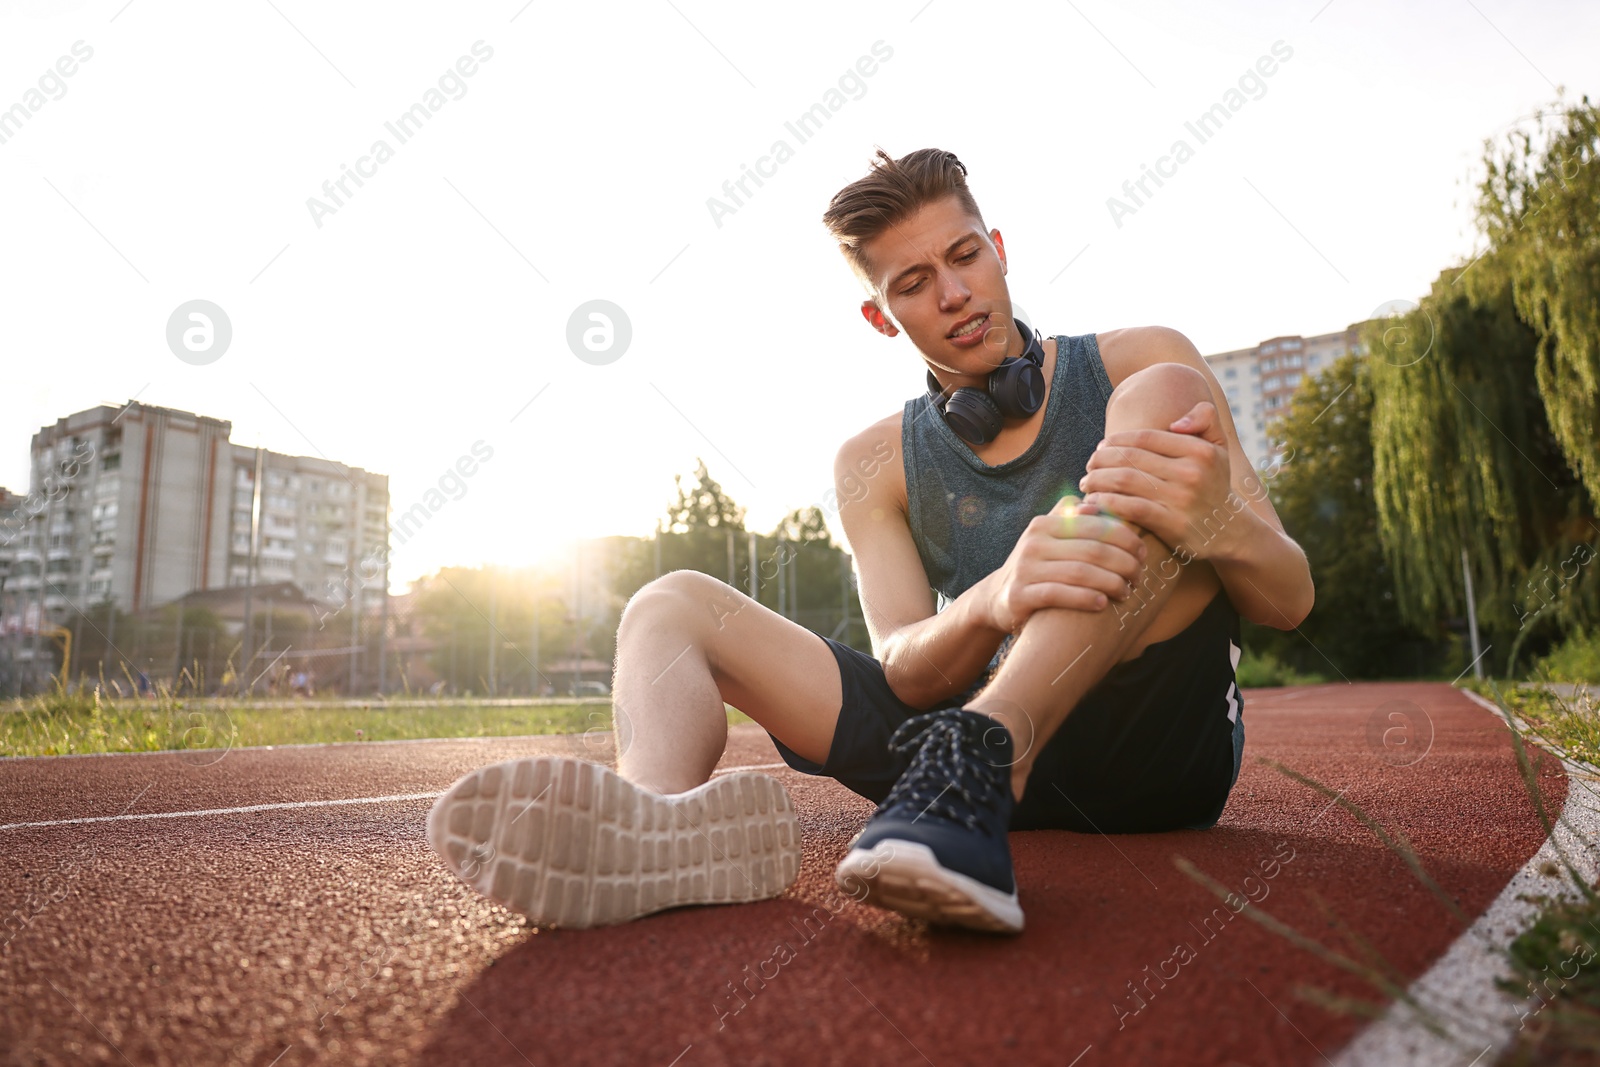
[877,710,1010,833]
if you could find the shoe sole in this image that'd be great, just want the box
[835,840,1024,934]
[427,756,802,929]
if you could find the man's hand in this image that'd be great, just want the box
[982,495,1148,634]
[1077,400,1239,561]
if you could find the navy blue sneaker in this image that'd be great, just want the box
[834,707,1022,933]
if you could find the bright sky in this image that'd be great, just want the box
[1,0,1593,591]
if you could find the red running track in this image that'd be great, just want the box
[0,682,1567,1066]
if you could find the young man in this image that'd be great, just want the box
[427,148,1314,934]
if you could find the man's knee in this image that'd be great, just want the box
[1105,362,1211,431]
[620,570,736,637]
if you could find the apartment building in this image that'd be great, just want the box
[1203,325,1365,470]
[0,402,388,677]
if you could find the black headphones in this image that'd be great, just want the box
[925,317,1047,446]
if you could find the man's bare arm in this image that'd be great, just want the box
[878,571,1011,711]
[831,426,1005,710]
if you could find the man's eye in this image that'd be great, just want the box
[958,251,978,262]
[900,281,923,295]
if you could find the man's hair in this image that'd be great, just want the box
[821,147,987,299]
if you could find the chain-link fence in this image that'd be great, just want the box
[0,531,871,700]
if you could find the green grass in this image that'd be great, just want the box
[1235,648,1329,688]
[1533,628,1600,685]
[0,687,759,757]
[1464,679,1600,770]
[1496,890,1600,1065]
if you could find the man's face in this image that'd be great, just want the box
[857,193,1019,383]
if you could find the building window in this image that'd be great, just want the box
[1224,367,1237,380]
[1286,353,1303,367]
[1286,372,1302,386]
[1263,375,1282,390]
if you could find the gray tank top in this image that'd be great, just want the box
[901,330,1116,703]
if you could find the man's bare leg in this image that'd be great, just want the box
[610,570,844,793]
[967,361,1226,801]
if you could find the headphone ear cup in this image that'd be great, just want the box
[988,357,1046,419]
[943,388,1003,446]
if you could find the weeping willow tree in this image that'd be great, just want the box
[1372,275,1539,629]
[1369,96,1600,671]
[1369,274,1594,673]
[1256,354,1444,677]
[1472,97,1600,506]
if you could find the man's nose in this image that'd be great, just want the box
[937,270,971,308]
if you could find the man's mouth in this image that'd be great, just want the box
[949,313,989,338]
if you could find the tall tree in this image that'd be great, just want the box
[1472,97,1600,506]
[609,459,748,597]
[1367,271,1590,655]
[665,458,746,534]
[610,466,869,650]
[1258,355,1443,677]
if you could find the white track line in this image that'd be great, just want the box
[1331,688,1600,1066]
[0,763,794,832]
[0,792,443,832]
[711,762,789,774]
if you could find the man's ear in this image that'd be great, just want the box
[860,300,900,337]
[992,228,1007,275]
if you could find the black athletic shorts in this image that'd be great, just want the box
[768,590,1245,833]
